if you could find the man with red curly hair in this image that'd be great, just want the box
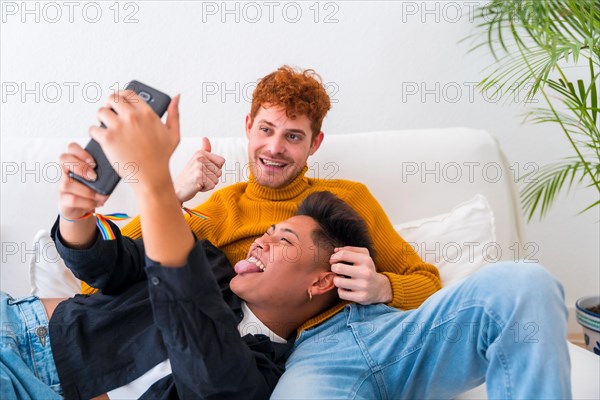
[121,66,441,315]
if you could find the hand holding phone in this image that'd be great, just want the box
[69,80,171,195]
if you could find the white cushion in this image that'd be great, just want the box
[394,194,497,287]
[29,229,80,298]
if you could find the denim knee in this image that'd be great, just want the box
[471,261,564,304]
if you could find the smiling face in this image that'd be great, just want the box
[229,215,328,312]
[245,105,324,189]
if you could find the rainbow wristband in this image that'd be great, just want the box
[59,212,93,223]
[59,212,130,241]
[59,205,207,241]
[182,206,209,220]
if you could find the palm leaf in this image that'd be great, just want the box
[468,0,600,220]
[577,199,600,215]
[589,59,598,124]
[520,158,597,221]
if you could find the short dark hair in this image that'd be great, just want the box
[296,192,375,267]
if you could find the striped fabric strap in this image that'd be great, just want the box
[95,213,130,240]
[181,206,209,220]
[63,212,130,241]
[63,206,207,241]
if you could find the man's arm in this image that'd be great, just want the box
[51,217,147,294]
[145,240,289,399]
[90,90,289,397]
[89,91,195,267]
[87,90,289,398]
[120,137,225,241]
[333,184,442,309]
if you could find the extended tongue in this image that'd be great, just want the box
[234,259,262,275]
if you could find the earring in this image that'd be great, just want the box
[308,288,313,302]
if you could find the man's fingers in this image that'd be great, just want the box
[197,137,225,169]
[204,152,226,169]
[197,166,220,191]
[199,181,214,192]
[106,90,136,116]
[330,248,370,266]
[92,191,109,204]
[66,142,95,166]
[330,262,356,278]
[202,170,219,186]
[335,246,370,255]
[88,125,108,148]
[59,153,97,181]
[59,193,100,213]
[337,288,369,304]
[332,275,366,291]
[59,177,106,208]
[97,106,119,129]
[201,136,211,153]
[166,94,180,133]
[190,151,225,173]
[203,159,223,177]
[60,167,106,204]
[60,182,102,204]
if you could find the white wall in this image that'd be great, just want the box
[1,1,598,308]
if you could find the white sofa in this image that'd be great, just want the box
[1,128,598,398]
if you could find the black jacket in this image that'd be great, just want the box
[50,218,293,399]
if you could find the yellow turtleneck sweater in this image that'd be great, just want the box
[87,166,441,331]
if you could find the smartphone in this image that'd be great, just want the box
[69,80,171,195]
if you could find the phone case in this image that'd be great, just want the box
[69,80,171,195]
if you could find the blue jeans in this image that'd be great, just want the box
[271,262,571,399]
[0,292,62,399]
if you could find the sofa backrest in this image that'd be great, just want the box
[1,127,525,295]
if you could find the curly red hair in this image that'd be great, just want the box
[250,65,332,139]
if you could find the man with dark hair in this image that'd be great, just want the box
[1,186,371,399]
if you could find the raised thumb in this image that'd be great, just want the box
[201,137,212,153]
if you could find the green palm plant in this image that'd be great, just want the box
[468,0,599,221]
